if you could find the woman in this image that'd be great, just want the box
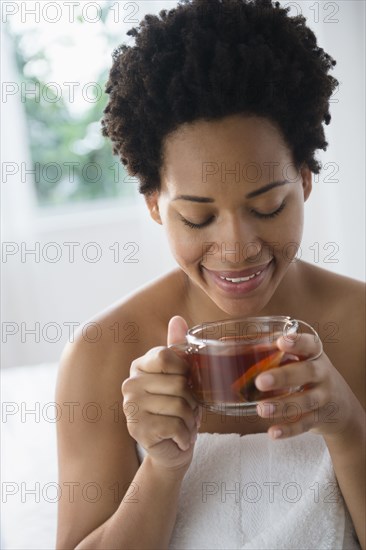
[55,0,365,548]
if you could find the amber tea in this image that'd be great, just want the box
[188,341,306,405]
[170,316,322,415]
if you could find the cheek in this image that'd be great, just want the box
[267,205,304,261]
[165,225,204,266]
[283,200,304,240]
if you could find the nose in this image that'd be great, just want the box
[217,216,263,265]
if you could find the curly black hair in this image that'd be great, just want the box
[101,0,338,196]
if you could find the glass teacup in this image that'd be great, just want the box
[169,316,323,415]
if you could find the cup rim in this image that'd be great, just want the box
[186,315,298,347]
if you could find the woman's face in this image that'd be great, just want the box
[146,115,312,317]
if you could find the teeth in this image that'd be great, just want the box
[220,270,262,283]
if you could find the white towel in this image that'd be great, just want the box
[136,432,360,550]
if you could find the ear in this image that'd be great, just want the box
[144,191,163,225]
[300,164,312,202]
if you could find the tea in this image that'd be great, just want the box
[170,316,322,414]
[188,342,305,405]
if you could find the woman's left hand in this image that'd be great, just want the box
[255,334,358,441]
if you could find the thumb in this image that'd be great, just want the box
[167,315,189,347]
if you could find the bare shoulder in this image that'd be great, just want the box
[298,261,365,323]
[55,269,182,548]
[298,262,365,408]
[299,260,365,298]
[57,267,186,420]
[79,266,186,356]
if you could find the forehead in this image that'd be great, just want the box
[160,115,293,191]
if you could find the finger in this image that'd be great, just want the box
[143,373,198,410]
[276,332,323,361]
[131,347,190,376]
[122,371,198,410]
[143,394,198,432]
[255,359,319,392]
[257,387,324,419]
[136,413,194,452]
[167,316,189,347]
[266,410,317,440]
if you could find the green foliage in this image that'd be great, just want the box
[7,12,135,208]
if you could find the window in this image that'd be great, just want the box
[5,0,140,208]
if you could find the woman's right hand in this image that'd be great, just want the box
[121,315,201,473]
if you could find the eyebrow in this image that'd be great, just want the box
[172,180,290,202]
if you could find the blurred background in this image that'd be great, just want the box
[0,1,365,547]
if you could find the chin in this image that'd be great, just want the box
[212,295,268,318]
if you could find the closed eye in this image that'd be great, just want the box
[179,215,214,229]
[179,200,286,229]
[251,200,286,219]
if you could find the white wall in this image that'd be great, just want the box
[299,0,365,275]
[1,0,365,368]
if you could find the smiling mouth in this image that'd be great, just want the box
[218,270,263,283]
[200,261,273,294]
[202,261,272,280]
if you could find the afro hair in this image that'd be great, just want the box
[101,0,338,195]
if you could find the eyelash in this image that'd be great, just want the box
[181,216,214,229]
[180,201,287,229]
[251,200,287,220]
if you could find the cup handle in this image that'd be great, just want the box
[168,344,195,389]
[168,342,192,358]
[285,319,323,394]
[290,319,323,361]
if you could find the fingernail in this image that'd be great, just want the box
[284,336,296,346]
[271,429,282,439]
[257,373,274,389]
[195,416,201,428]
[264,403,275,415]
[191,432,198,444]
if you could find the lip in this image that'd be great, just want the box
[202,260,273,295]
[203,262,272,278]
